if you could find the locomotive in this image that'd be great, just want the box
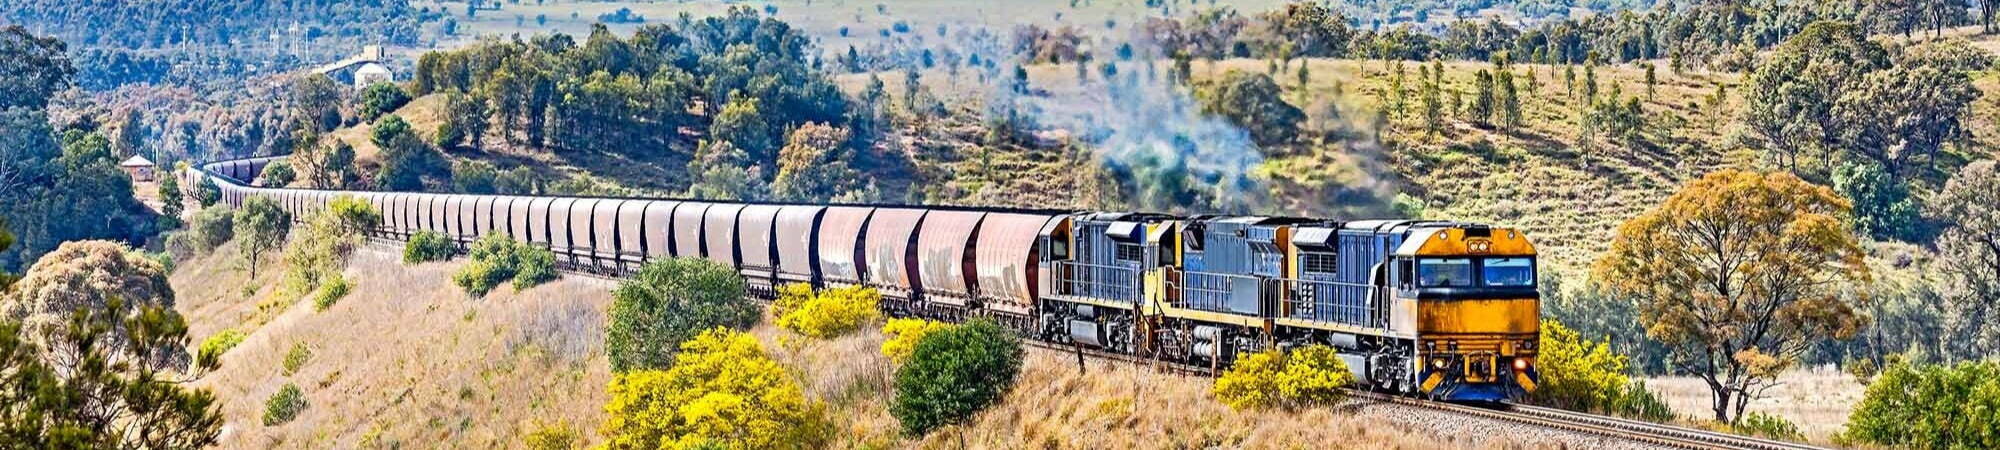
[190,156,1540,402]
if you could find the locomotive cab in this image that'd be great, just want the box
[1395,226,1541,402]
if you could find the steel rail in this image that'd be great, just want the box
[343,196,1820,450]
[1015,337,1823,450]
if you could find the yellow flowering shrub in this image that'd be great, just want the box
[1213,351,1284,410]
[1274,345,1354,405]
[1530,319,1630,412]
[600,328,828,450]
[1212,345,1353,410]
[879,318,952,363]
[775,285,882,339]
[770,283,814,317]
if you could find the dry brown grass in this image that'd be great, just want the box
[1644,367,1865,445]
[176,244,614,448]
[173,241,1579,449]
[759,318,1565,449]
[900,349,1563,450]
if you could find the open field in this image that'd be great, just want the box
[414,0,1297,54]
[1644,367,1867,446]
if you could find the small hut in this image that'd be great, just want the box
[120,155,157,182]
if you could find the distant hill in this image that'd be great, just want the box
[1,0,423,89]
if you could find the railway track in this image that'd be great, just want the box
[1018,339,1823,450]
[359,238,1822,450]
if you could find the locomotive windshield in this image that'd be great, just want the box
[1418,258,1474,287]
[1417,257,1536,288]
[1481,257,1535,287]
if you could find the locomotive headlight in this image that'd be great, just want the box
[1431,357,1448,369]
[1513,357,1532,372]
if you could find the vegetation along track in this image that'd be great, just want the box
[1018,338,1823,450]
[367,233,1824,450]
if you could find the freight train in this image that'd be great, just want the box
[190,156,1540,402]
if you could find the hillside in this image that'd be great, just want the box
[339,55,1771,274]
[170,234,1620,449]
[173,241,614,448]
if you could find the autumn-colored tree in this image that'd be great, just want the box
[1592,169,1868,423]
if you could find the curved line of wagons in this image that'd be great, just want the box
[193,157,1081,312]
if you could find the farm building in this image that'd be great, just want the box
[119,155,156,182]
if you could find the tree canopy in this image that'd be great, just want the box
[0,241,221,449]
[606,258,757,372]
[1593,169,1867,423]
[1930,161,2000,352]
[0,27,156,272]
[233,195,290,280]
[411,7,859,194]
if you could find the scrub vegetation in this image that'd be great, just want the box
[7,0,2000,446]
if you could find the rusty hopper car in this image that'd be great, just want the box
[189,156,1542,403]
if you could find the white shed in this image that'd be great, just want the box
[354,62,393,89]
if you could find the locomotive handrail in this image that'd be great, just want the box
[1270,277,1389,328]
[1050,260,1141,303]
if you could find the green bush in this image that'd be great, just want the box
[196,329,248,370]
[358,82,412,122]
[281,196,376,296]
[312,274,351,311]
[891,318,1023,436]
[403,230,455,263]
[1611,381,1676,422]
[139,250,175,274]
[453,259,508,297]
[511,244,556,290]
[194,176,220,207]
[1733,412,1803,441]
[606,257,756,372]
[1844,361,2000,448]
[450,234,559,297]
[260,160,297,187]
[263,383,307,426]
[188,207,234,251]
[282,341,312,376]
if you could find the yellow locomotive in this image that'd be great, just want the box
[1042,217,1540,402]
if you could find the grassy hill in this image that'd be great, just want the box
[331,54,1899,276]
[173,241,614,448]
[171,232,1567,448]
